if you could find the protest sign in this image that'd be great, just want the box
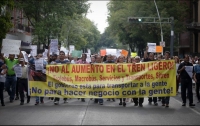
[13,65,22,77]
[100,50,106,56]
[71,50,82,58]
[50,39,59,55]
[35,58,44,70]
[30,45,37,56]
[147,43,156,52]
[69,45,75,54]
[1,39,21,55]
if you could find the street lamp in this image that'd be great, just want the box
[154,0,164,55]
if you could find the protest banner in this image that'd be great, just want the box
[13,65,22,77]
[1,39,21,55]
[21,51,28,62]
[121,49,128,57]
[35,58,44,71]
[30,45,37,56]
[131,52,137,57]
[50,39,59,55]
[28,60,176,98]
[71,50,82,58]
[156,46,163,53]
[147,43,156,52]
[106,49,117,56]
[100,50,106,56]
[69,45,75,54]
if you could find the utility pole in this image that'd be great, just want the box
[170,17,174,57]
[128,16,174,57]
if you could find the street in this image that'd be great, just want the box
[1,87,200,125]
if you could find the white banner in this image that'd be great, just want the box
[185,66,193,79]
[50,39,59,55]
[147,43,156,52]
[35,58,44,71]
[69,45,75,54]
[13,65,22,77]
[106,49,117,56]
[30,45,37,56]
[43,49,48,58]
[21,51,28,62]
[1,39,21,55]
[87,49,91,54]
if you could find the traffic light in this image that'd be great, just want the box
[128,17,142,23]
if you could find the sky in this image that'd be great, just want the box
[86,1,110,34]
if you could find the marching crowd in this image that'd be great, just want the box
[0,47,200,108]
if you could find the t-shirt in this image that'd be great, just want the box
[5,58,19,75]
[55,59,70,64]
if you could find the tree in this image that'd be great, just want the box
[0,0,14,45]
[60,16,101,54]
[107,0,190,56]
[15,0,89,46]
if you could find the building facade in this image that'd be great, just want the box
[179,0,200,58]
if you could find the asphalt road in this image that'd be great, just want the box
[1,87,200,125]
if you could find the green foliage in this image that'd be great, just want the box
[15,0,89,45]
[0,0,14,44]
[107,0,190,55]
[60,16,101,53]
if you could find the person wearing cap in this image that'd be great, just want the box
[194,58,200,103]
[17,58,30,105]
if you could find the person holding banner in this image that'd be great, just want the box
[76,53,89,102]
[93,55,104,105]
[104,54,115,102]
[53,51,70,105]
[133,56,144,107]
[143,52,158,106]
[156,54,163,102]
[161,51,170,107]
[28,53,47,105]
[117,55,126,107]
[193,58,200,103]
[178,54,195,107]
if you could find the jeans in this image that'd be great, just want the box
[5,76,17,101]
[36,97,44,103]
[162,97,170,104]
[133,98,144,104]
[148,97,157,103]
[0,82,4,104]
[98,98,103,103]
